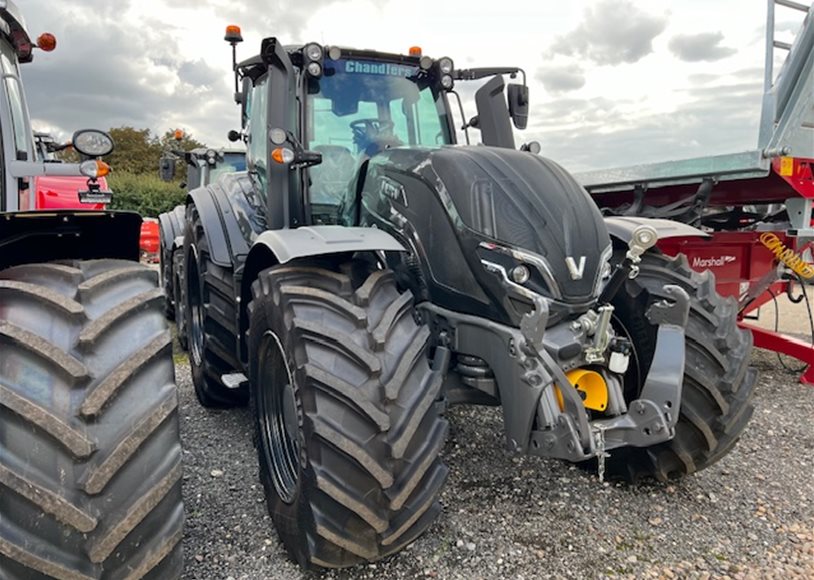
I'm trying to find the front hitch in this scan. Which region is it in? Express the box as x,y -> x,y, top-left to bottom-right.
591,285 -> 690,450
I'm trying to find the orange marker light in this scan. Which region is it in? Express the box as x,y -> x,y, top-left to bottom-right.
174,129 -> 185,141
95,160 -> 111,178
409,46 -> 422,57
271,147 -> 294,164
36,33 -> 57,52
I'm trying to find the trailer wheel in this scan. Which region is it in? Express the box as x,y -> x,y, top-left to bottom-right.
0,260 -> 184,579
160,235 -> 175,321
604,250 -> 757,482
248,262 -> 449,569
173,248 -> 188,351
184,205 -> 246,407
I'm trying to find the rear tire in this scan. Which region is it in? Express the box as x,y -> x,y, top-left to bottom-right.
160,235 -> 175,321
605,251 -> 757,482
183,204 -> 246,408
248,262 -> 449,569
0,260 -> 184,579
173,248 -> 188,352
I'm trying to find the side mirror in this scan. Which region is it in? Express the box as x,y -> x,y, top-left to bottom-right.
228,130 -> 242,143
159,157 -> 176,182
72,129 -> 115,159
474,76 -> 515,149
507,84 -> 529,130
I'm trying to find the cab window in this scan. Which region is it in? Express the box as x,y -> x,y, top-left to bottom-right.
0,42 -> 31,161
246,76 -> 268,193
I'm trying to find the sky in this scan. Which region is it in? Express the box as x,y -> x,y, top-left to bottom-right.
19,0 -> 809,173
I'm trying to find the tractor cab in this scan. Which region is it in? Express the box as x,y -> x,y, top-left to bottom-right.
228,31 -> 529,229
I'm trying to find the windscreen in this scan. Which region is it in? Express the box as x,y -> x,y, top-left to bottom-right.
306,58 -> 451,207
209,152 -> 247,183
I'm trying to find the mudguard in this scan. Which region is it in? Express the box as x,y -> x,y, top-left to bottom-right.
604,216 -> 708,245
0,211 -> 142,270
237,226 -> 406,360
251,226 -> 405,264
158,204 -> 186,252
187,172 -> 259,268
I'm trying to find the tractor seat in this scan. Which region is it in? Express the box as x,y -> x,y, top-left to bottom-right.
309,145 -> 357,205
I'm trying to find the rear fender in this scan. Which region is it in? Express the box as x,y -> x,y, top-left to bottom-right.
0,211 -> 141,270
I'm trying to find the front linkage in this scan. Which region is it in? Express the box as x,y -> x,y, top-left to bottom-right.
421,227 -> 690,469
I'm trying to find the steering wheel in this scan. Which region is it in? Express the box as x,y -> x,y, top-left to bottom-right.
350,118 -> 394,135
350,119 -> 397,156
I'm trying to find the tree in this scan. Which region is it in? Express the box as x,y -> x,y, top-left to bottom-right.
106,127 -> 163,175
159,129 -> 206,154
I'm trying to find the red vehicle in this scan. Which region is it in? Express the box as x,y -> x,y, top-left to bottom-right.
577,0 -> 814,382
30,131 -> 161,257
29,132 -> 108,210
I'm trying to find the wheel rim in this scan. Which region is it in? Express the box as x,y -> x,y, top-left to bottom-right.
175,266 -> 186,337
257,331 -> 300,503
188,248 -> 204,366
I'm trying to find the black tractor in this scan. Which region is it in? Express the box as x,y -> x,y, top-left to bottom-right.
0,4 -> 184,579
177,27 -> 756,569
158,140 -> 246,350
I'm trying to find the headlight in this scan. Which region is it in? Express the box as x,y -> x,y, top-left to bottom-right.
306,62 -> 322,77
438,57 -> 454,75
440,75 -> 454,90
72,129 -> 114,157
270,128 -> 287,145
305,43 -> 323,61
511,265 -> 530,284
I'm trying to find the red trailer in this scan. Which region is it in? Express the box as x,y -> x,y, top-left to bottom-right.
578,0 -> 814,382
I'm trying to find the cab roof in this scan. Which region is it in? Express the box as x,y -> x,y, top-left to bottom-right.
0,0 -> 35,63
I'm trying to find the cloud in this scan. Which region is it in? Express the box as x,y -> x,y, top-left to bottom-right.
170,0 -> 342,38
548,0 -> 668,66
21,0 -> 238,146
669,32 -> 737,62
529,80 -> 763,173
178,60 -> 222,88
535,66 -> 586,94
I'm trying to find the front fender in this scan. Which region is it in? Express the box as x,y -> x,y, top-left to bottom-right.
158,205 -> 186,252
604,216 -> 708,246
237,226 -> 406,364
252,225 -> 405,265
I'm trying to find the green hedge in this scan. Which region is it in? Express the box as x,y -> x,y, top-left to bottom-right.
107,172 -> 187,218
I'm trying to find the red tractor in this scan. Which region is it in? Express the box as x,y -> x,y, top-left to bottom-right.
0,3 -> 184,579
32,131 -> 108,210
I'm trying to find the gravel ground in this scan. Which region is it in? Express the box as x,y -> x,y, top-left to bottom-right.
176,345 -> 814,580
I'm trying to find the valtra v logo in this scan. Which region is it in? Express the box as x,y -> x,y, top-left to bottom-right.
565,256 -> 587,280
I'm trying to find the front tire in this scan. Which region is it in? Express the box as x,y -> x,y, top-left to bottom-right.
0,260 -> 184,579
183,204 -> 246,408
248,262 -> 449,569
606,251 -> 757,482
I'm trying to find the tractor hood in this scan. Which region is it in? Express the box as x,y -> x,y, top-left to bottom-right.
363,146 -> 611,305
